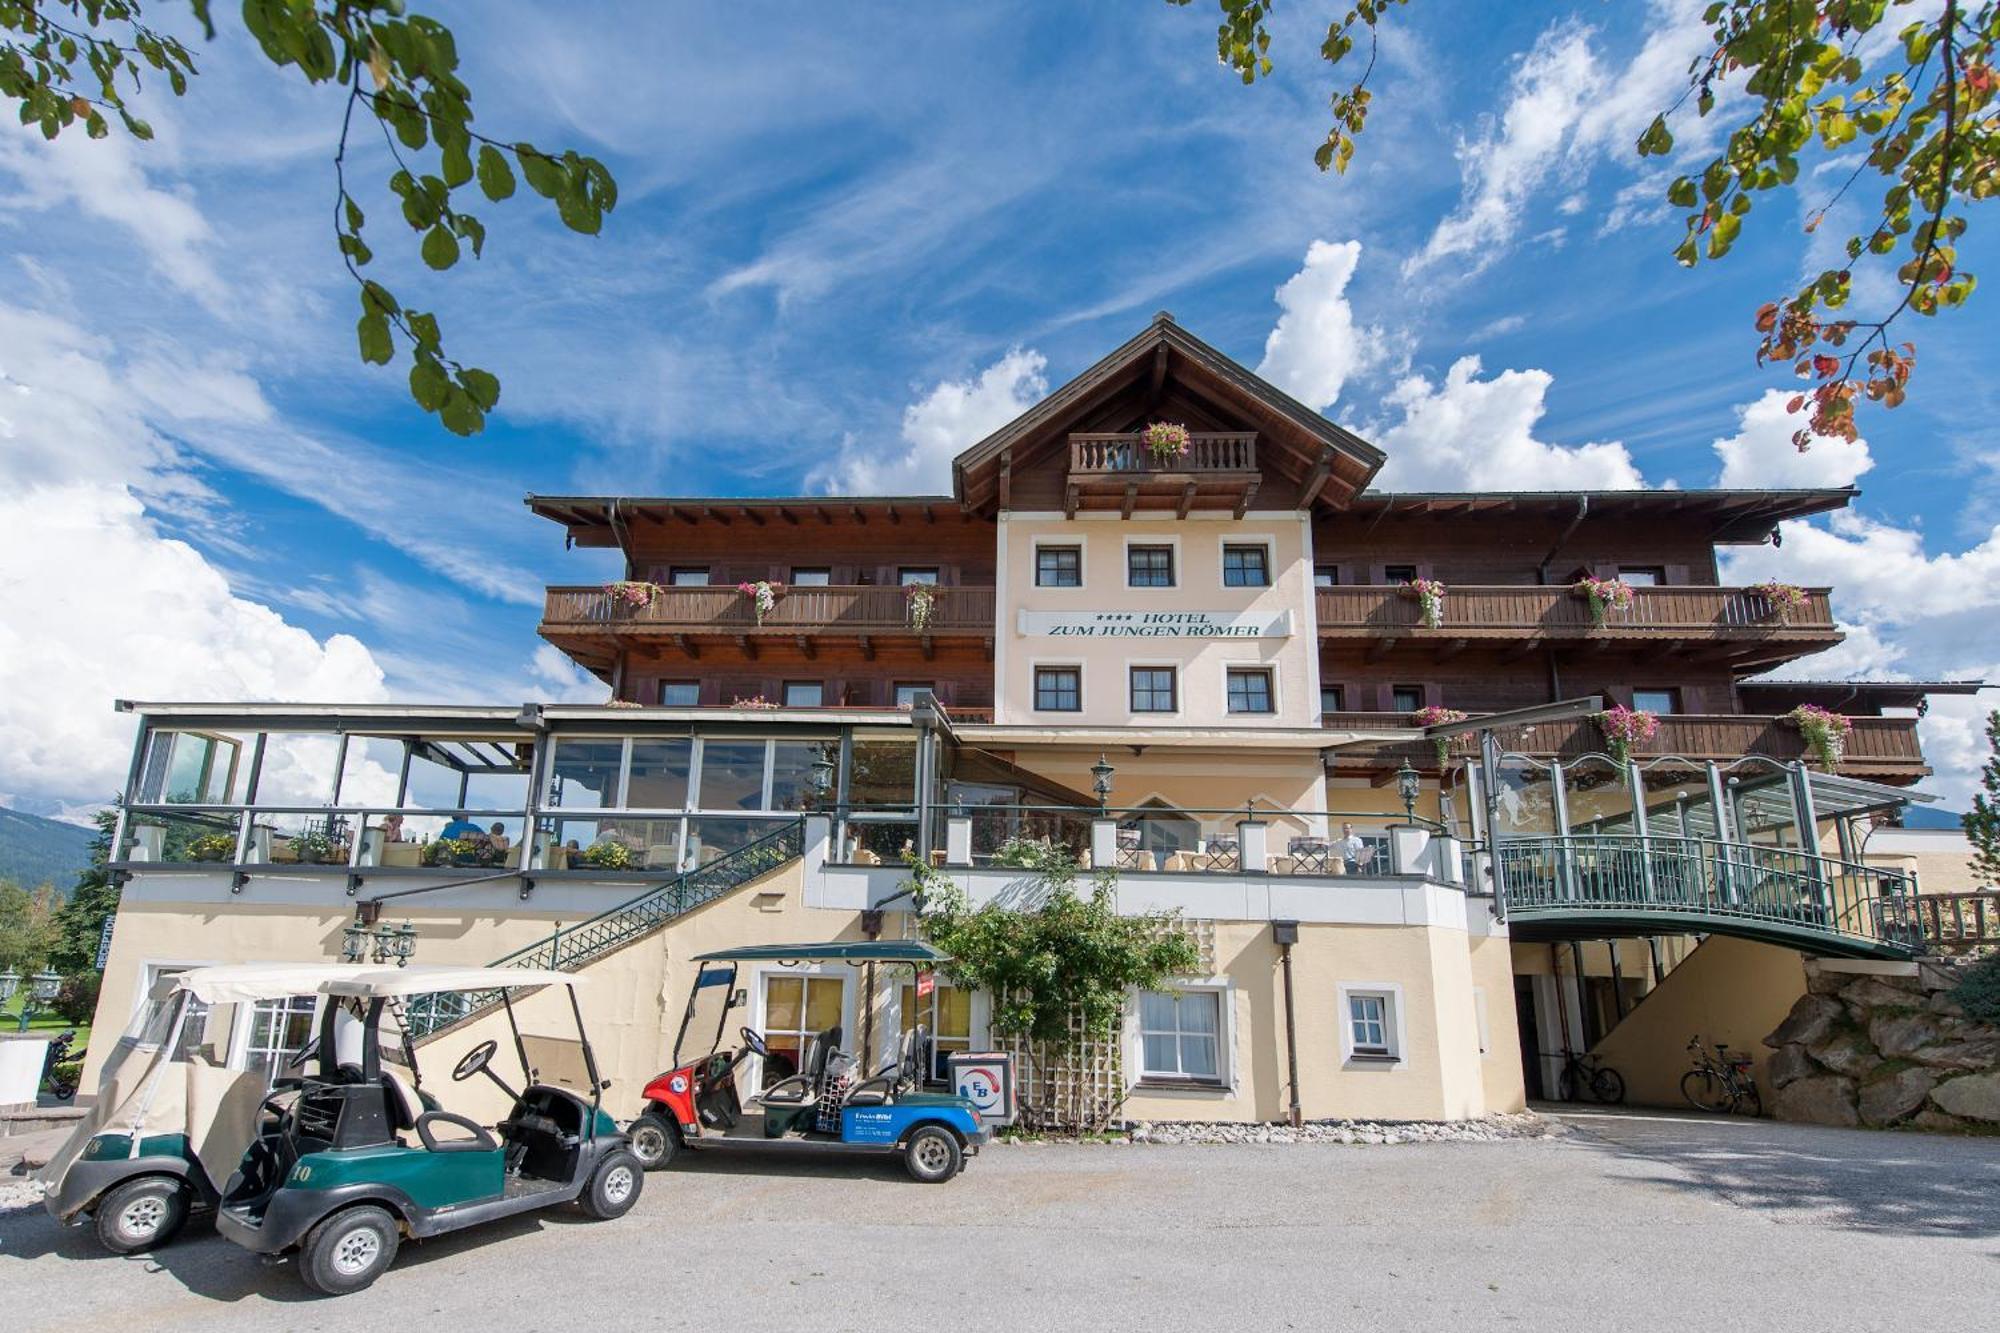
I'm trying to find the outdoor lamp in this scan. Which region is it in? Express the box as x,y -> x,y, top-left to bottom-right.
387,922 -> 418,967
1396,762 -> 1421,823
340,916 -> 370,964
1091,754 -> 1115,810
809,749 -> 837,804
0,967 -> 18,1005
30,969 -> 60,1004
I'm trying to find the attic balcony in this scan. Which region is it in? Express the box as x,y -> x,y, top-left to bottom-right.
539,584 -> 997,665
1316,584 -> 1840,670
1321,711 -> 1927,780
1064,431 -> 1262,518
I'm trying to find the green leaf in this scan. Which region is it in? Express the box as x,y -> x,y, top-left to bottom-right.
407,311 -> 441,350
1667,177 -> 1697,208
517,143 -> 563,198
1636,114 -> 1674,157
439,387 -> 484,436
343,195 -> 365,231
409,357 -> 451,411
476,144 -> 516,201
441,137 -> 472,189
357,311 -> 394,365
460,367 -> 500,411
557,189 -> 601,235
360,280 -> 400,318
420,224 -> 460,270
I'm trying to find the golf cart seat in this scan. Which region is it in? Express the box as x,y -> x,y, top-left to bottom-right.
845,1025 -> 927,1108
761,1025 -> 841,1137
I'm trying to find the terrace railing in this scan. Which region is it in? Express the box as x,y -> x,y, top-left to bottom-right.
1915,890 -> 2000,951
1315,584 -> 1836,638
1497,833 -> 1924,958
541,584 -> 995,633
1067,431 -> 1258,475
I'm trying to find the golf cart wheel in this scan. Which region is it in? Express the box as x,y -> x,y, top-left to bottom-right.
580,1149 -> 644,1220
903,1126 -> 962,1184
299,1205 -> 401,1296
94,1176 -> 190,1254
628,1113 -> 677,1171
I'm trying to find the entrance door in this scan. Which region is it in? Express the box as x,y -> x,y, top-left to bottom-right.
1514,977 -> 1543,1100
758,972 -> 846,1089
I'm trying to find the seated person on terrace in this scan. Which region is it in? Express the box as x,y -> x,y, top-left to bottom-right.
439,813 -> 487,842
486,822 -> 512,852
379,813 -> 407,842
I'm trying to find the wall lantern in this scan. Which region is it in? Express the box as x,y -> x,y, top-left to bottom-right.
1091,755 -> 1115,811
1396,762 -> 1421,824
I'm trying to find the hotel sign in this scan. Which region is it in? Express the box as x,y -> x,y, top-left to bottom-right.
1017,609 -> 1293,638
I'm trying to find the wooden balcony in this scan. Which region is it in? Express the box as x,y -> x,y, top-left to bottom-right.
543,584 -> 995,636
1322,711 -> 1927,779
1064,431 -> 1260,518
1317,584 -> 1839,669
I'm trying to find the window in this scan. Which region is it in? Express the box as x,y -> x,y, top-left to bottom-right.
898,568 -> 940,586
761,974 -> 844,1082
658,682 -> 699,707
781,681 -> 824,708
1314,564 -> 1340,588
1382,564 -> 1418,584
1129,667 -> 1177,713
626,739 -> 692,809
893,682 -> 933,708
1631,688 -> 1679,715
901,982 -> 973,1083
245,995 -> 317,1080
548,738 -> 625,808
1348,993 -> 1392,1056
697,740 -> 767,812
790,567 -> 831,587
667,567 -> 710,586
768,742 -> 829,812
1226,668 -> 1274,714
1390,685 -> 1424,713
1320,684 -> 1344,715
1127,545 -> 1174,588
1618,567 -> 1664,586
1034,666 -> 1081,712
1222,544 -> 1270,587
1036,546 -> 1082,588
1137,989 -> 1221,1083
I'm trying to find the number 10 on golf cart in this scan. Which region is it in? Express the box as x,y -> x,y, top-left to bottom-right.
627,940 -> 998,1184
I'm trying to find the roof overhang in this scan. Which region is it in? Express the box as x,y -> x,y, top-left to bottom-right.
524,495 -> 972,547
1344,488 -> 1857,545
955,724 -> 1406,750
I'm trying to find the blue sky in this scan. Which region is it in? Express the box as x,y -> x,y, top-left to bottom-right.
2,0 -> 1996,817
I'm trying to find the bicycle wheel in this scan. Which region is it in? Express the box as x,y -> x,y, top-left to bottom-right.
1556,1066 -> 1579,1102
1589,1066 -> 1626,1105
1732,1078 -> 1764,1118
1681,1068 -> 1731,1112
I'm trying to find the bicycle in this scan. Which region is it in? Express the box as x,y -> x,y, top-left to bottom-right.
1555,1048 -> 1626,1104
1681,1035 -> 1763,1116
40,1028 -> 79,1101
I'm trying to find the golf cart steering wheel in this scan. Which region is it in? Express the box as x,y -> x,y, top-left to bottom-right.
739,1027 -> 769,1059
453,1039 -> 498,1083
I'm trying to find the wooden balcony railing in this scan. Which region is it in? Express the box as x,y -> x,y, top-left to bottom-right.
1068,431 -> 1258,475
1315,585 -> 1837,638
1322,711 -> 1927,773
541,584 -> 996,634
1915,891 -> 2000,949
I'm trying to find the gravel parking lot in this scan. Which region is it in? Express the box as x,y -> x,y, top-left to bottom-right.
3,1108 -> 1997,1332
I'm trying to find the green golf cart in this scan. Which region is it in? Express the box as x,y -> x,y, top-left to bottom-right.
214,964 -> 642,1296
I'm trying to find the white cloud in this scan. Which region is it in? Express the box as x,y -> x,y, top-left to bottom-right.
812,348 -> 1047,494
1366,356 -> 1646,490
1724,511 -> 2000,807
1713,389 -> 1874,489
1255,240 -> 1393,411
0,483 -> 387,814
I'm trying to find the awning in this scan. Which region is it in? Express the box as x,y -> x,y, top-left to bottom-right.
319,964 -> 581,998
171,963 -> 376,1005
692,941 -> 949,965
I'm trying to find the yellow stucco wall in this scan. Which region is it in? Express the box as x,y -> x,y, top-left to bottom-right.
1014,745 -> 1328,840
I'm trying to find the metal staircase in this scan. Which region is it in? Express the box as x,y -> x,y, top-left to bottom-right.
403,819 -> 806,1038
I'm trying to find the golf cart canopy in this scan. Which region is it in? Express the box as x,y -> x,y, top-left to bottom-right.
165,963 -> 377,1005
690,941 -> 949,965
318,965 -> 581,998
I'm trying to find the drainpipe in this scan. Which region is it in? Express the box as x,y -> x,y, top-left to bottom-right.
1537,495 -> 1590,583
1274,920 -> 1302,1127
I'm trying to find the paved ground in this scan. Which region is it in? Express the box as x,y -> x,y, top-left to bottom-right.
3,1108 -> 1997,1331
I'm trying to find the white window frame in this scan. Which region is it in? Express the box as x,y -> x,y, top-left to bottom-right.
1217,535 -> 1275,590
1029,660 -> 1085,714
1032,542 -> 1085,589
1126,661 -> 1180,718
746,964 -> 853,1099
1128,980 -> 1234,1089
789,567 -> 832,587
1223,663 -> 1279,716
1122,535 -> 1180,590
1337,981 -> 1407,1067
666,566 -> 711,586
890,979 -> 990,1080
657,681 -> 700,707
235,992 -> 321,1078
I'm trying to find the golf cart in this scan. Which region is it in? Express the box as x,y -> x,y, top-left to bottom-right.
628,940 -> 988,1184
40,962 -> 374,1254
214,964 -> 643,1295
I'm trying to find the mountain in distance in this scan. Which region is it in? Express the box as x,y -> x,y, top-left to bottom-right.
1898,805 -> 1967,831
0,805 -> 96,893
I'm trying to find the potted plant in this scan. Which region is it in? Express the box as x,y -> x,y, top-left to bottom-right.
737,579 -> 783,625
1594,706 -> 1660,764
1141,421 -> 1191,466
905,582 -> 938,631
1401,578 -> 1447,629
581,840 -> 635,871
730,695 -> 779,709
603,580 -> 658,612
1573,575 -> 1635,627
1412,705 -> 1469,767
1786,704 -> 1852,771
187,832 -> 238,863
295,827 -> 344,865
421,837 -> 496,868
1754,580 -> 1810,622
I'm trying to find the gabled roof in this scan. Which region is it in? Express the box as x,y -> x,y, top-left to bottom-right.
952,312 -> 1386,515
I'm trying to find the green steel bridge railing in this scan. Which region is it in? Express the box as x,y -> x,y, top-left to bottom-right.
1496,833 -> 1924,958
402,818 -> 806,1038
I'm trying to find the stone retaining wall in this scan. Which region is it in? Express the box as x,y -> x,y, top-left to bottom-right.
1763,957 -> 2000,1131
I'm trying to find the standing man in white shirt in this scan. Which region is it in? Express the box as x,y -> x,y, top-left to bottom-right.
1337,822 -> 1367,875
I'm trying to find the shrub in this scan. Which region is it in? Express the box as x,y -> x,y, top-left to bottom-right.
1953,953 -> 2000,1025
581,840 -> 635,871
52,973 -> 99,1025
